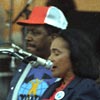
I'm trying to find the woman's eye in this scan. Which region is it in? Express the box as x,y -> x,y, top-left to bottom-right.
54,52 -> 60,56
51,50 -> 61,56
55,54 -> 59,56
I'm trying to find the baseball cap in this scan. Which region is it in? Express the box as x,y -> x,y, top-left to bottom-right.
17,6 -> 68,30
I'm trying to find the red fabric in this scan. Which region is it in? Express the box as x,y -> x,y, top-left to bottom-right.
43,76 -> 75,100
17,6 -> 49,25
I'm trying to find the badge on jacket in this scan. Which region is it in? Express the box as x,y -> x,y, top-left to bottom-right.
55,91 -> 65,100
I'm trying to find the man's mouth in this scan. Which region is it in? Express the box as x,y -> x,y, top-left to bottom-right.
26,43 -> 36,49
27,43 -> 36,48
26,43 -> 37,52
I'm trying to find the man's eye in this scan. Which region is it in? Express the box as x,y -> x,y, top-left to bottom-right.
33,31 -> 38,35
28,30 -> 41,35
34,31 -> 43,35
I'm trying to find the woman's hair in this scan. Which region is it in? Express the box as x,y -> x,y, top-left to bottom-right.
59,28 -> 99,80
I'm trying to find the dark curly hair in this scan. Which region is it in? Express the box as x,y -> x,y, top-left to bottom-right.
59,28 -> 99,80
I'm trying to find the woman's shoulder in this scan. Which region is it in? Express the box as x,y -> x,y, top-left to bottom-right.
68,77 -> 100,100
79,78 -> 98,87
73,77 -> 98,89
73,77 -> 100,95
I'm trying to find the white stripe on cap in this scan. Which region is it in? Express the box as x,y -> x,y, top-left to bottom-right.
44,6 -> 68,30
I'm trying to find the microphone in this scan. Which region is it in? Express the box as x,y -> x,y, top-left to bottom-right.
24,55 -> 53,69
11,43 -> 53,69
0,43 -> 53,69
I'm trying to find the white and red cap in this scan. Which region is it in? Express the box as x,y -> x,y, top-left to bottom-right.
17,6 -> 68,30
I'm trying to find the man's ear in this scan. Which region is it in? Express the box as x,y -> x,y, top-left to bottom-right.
48,34 -> 57,42
51,33 -> 59,39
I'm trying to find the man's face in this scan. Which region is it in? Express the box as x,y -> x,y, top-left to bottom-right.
25,25 -> 52,58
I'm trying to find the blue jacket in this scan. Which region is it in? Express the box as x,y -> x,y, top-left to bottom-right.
7,62 -> 56,100
41,76 -> 100,100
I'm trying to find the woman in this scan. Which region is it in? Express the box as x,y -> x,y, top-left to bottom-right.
41,29 -> 100,100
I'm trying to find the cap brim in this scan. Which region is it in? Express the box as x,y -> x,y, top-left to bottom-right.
17,19 -> 45,25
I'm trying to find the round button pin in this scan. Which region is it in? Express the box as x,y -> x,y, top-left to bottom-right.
55,91 -> 65,100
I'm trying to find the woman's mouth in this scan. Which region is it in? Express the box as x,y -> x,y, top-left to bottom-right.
51,66 -> 57,71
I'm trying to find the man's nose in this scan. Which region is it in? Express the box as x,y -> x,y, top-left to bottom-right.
25,34 -> 33,41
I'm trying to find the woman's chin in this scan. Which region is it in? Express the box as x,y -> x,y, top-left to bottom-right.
52,72 -> 59,77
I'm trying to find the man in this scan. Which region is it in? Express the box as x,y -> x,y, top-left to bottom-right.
7,6 -> 68,100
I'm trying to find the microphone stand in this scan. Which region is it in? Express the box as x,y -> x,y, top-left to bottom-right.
12,0 -> 32,23
12,0 -> 32,50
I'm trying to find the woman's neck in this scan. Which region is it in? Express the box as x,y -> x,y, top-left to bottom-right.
62,72 -> 75,85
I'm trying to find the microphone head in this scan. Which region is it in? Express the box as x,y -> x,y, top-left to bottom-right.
45,60 -> 53,69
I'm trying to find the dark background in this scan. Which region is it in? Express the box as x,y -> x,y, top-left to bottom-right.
47,0 -> 100,60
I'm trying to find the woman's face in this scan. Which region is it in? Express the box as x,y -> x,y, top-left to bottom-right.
49,37 -> 73,78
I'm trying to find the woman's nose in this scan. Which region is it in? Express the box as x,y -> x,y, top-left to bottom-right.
48,54 -> 54,62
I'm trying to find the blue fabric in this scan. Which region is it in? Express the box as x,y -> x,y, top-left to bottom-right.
7,62 -> 56,100
41,76 -> 100,100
